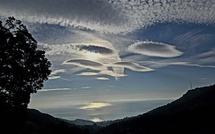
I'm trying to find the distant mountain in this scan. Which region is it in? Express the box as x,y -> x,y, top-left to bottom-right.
21,109 -> 89,134
21,84 -> 215,134
68,119 -> 120,127
97,84 -> 215,134
67,119 -> 96,126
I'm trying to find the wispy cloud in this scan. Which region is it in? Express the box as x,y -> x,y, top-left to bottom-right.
181,63 -> 215,69
48,76 -> 61,80
195,49 -> 215,64
63,59 -> 106,71
128,41 -> 183,58
110,61 -> 153,72
51,69 -> 66,75
1,0 -> 215,34
79,102 -> 111,110
78,72 -> 100,76
96,77 -> 109,80
99,70 -> 127,80
77,70 -> 126,80
173,30 -> 215,53
82,87 -> 91,89
39,88 -> 73,92
141,60 -> 215,69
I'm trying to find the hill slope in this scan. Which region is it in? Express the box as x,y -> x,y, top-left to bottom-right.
98,84 -> 215,134
21,109 -> 89,134
22,84 -> 215,134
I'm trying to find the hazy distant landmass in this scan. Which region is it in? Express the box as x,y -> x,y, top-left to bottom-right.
23,84 -> 215,134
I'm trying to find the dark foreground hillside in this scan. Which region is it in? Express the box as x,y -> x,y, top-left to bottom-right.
21,84 -> 215,134
97,84 -> 215,134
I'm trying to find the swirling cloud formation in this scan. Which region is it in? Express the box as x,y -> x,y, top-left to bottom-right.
0,0 -> 215,33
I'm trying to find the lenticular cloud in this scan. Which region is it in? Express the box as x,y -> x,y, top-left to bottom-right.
79,45 -> 114,55
128,41 -> 183,58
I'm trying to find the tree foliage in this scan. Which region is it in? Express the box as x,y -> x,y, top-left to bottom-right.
0,17 -> 51,112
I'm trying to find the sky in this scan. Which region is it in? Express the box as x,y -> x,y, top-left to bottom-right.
1,0 -> 215,122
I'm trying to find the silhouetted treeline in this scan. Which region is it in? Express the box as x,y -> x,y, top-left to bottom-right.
20,109 -> 89,134
0,17 -> 51,133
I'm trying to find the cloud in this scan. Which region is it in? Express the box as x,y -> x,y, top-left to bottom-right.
48,76 -> 61,80
37,35 -> 126,80
99,70 -> 127,80
60,78 -> 72,82
82,87 -> 91,89
79,45 -> 114,55
141,61 -> 215,69
65,59 -> 103,67
173,30 -> 215,53
77,72 -> 100,76
116,0 -> 215,33
182,63 -> 215,69
195,49 -> 215,64
111,61 -> 154,72
38,43 -> 80,56
79,102 -> 111,110
77,70 -> 126,80
0,0 -> 127,33
96,77 -> 109,80
38,40 -> 119,62
197,49 -> 215,58
128,41 -> 183,58
39,88 -> 72,92
139,61 -> 189,68
1,0 -> 215,33
48,76 -> 73,82
63,59 -> 106,71
51,69 -> 66,75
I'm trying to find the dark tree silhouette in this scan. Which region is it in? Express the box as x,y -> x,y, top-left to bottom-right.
0,17 -> 51,133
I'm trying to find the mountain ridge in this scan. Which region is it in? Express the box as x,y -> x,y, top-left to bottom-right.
24,84 -> 215,134
97,84 -> 215,134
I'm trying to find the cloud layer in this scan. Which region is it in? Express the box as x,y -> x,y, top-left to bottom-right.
1,0 -> 215,33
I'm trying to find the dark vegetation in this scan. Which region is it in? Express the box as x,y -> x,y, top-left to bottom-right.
97,84 -> 215,134
1,17 -> 215,134
22,109 -> 88,134
0,17 -> 51,134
